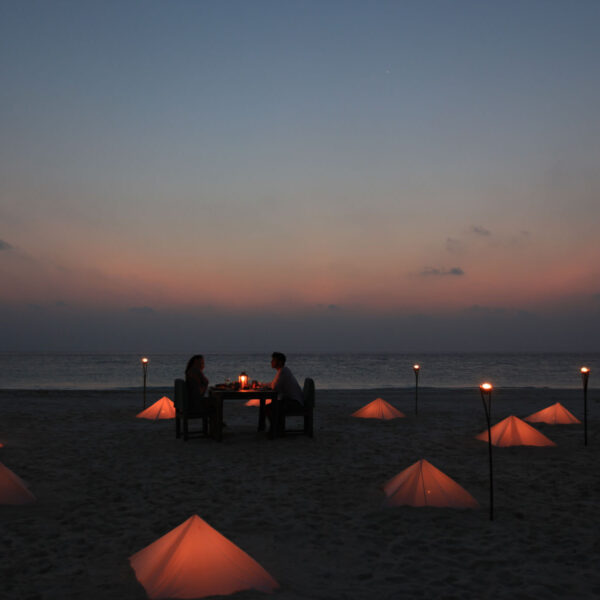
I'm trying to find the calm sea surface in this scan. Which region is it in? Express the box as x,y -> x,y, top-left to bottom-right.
0,353 -> 597,390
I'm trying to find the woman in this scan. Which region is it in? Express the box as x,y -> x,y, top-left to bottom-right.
185,354 -> 210,409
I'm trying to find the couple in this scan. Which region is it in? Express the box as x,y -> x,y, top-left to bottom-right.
185,352 -> 303,427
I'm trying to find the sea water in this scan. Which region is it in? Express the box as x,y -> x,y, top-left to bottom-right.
0,352 -> 597,390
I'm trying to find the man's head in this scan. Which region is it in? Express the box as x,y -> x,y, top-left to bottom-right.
271,352 -> 286,369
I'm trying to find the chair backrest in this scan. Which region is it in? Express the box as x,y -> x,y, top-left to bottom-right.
174,378 -> 187,412
302,378 -> 315,410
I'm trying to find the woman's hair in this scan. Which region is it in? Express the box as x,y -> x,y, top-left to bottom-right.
272,352 -> 286,365
185,354 -> 204,374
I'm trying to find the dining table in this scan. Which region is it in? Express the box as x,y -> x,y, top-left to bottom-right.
208,386 -> 276,440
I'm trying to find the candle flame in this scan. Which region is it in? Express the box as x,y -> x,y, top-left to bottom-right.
480,382 -> 493,391
581,366 -> 590,374
141,357 -> 149,364
413,364 -> 420,371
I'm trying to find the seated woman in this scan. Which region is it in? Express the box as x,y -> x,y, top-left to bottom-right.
185,354 -> 210,411
185,354 -> 224,431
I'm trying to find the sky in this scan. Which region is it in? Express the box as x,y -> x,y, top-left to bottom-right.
1,0 -> 599,352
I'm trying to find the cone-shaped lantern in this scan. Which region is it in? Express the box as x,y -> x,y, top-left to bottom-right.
383,459 -> 479,509
245,398 -> 272,407
524,402 -> 581,425
0,462 -> 36,505
476,415 -> 556,447
351,398 -> 405,420
136,396 -> 176,420
129,515 -> 279,599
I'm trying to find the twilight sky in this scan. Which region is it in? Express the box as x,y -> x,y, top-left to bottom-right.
1,0 -> 599,352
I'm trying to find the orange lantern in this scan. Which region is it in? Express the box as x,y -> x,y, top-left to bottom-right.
238,372 -> 248,389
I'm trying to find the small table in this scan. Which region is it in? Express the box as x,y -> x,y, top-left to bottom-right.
208,387 -> 276,439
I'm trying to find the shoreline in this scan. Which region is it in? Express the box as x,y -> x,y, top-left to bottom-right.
1,387 -> 598,598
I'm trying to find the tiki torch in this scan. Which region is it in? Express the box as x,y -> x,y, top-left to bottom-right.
581,367 -> 590,446
480,382 -> 494,521
141,357 -> 149,409
413,364 -> 420,415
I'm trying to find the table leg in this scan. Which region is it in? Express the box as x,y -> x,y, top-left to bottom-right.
258,397 -> 266,431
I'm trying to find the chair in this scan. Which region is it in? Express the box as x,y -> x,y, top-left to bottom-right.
173,379 -> 222,441
273,377 -> 315,438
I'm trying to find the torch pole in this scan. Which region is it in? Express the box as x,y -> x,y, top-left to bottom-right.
413,365 -> 420,416
142,359 -> 148,409
582,369 -> 589,446
480,385 -> 494,521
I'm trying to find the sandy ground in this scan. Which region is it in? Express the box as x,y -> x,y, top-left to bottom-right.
1,387 -> 599,600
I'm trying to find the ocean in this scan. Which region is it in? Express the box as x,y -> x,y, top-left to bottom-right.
0,352 -> 597,390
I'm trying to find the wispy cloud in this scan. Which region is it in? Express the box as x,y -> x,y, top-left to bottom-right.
445,237 -> 465,253
419,267 -> 465,277
0,239 -> 13,251
470,225 -> 491,236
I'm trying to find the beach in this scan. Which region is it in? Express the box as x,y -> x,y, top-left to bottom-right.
1,387 -> 598,599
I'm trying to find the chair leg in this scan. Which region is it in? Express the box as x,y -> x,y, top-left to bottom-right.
176,415 -> 181,439
183,417 -> 189,441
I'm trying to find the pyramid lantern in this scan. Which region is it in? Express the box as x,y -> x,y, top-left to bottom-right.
136,396 -> 176,420
245,398 -> 272,407
351,398 -> 405,420
383,459 -> 479,509
0,461 -> 36,505
524,402 -> 581,425
476,415 -> 556,447
129,515 -> 279,599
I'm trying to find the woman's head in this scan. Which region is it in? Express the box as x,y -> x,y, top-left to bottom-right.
185,354 -> 204,373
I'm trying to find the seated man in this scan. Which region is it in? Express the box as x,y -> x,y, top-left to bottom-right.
265,352 -> 303,434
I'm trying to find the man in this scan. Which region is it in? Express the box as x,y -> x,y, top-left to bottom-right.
265,352 -> 304,435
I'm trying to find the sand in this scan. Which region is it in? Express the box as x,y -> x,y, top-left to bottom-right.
1,387 -> 599,599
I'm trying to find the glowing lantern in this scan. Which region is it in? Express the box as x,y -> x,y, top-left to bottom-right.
0,462 -> 36,505
383,459 -> 479,509
137,396 -> 176,420
351,398 -> 405,420
238,372 -> 249,389
524,402 -> 581,425
476,415 -> 556,447
129,515 -> 279,599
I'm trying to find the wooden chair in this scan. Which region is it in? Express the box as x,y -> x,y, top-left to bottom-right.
274,377 -> 315,438
173,379 -> 221,441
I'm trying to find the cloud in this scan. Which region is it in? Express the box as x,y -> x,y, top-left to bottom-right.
128,306 -> 155,315
470,225 -> 491,236
0,239 -> 13,251
419,267 -> 465,277
445,238 -> 465,253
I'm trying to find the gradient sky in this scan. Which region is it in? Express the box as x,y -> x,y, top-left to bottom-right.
1,0 -> 599,352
